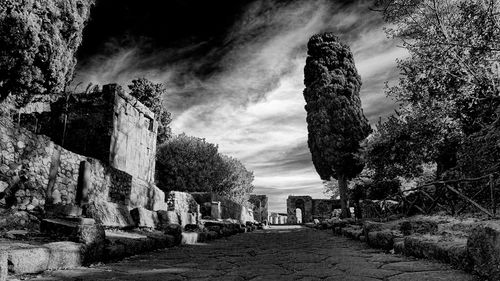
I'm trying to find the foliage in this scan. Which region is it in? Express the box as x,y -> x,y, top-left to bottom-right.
128,78 -> 172,144
369,0 -> 500,182
217,155 -> 255,205
455,106 -> 500,177
367,105 -> 462,179
303,33 -> 372,217
156,134 -> 254,204
0,0 -> 95,108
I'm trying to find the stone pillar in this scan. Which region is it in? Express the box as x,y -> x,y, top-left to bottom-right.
76,161 -> 91,207
211,201 -> 221,219
0,251 -> 7,281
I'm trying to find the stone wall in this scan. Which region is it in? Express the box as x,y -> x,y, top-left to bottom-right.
0,117 -> 163,229
0,117 -> 82,212
165,191 -> 200,227
24,84 -> 158,183
110,86 -> 157,183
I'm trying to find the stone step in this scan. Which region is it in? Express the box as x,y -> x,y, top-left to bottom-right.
2,241 -> 83,274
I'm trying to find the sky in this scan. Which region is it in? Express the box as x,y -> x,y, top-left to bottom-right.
74,0 -> 405,212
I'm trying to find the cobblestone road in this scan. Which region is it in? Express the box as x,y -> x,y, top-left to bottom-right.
31,226 -> 478,281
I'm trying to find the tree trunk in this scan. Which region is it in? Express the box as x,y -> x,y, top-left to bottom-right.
338,175 -> 351,218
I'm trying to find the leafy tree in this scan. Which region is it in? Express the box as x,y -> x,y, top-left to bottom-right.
367,105 -> 462,179
217,155 -> 255,205
303,33 -> 372,218
128,78 -> 172,144
156,134 -> 254,203
0,0 -> 95,108
370,0 -> 500,181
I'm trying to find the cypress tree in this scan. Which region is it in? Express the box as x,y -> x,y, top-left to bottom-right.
303,33 -> 371,218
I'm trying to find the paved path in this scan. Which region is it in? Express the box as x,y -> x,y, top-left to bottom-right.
27,226 -> 477,281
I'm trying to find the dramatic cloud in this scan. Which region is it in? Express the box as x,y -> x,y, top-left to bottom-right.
75,0 -> 405,212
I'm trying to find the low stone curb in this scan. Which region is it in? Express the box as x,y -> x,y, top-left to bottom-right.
317,217 -> 500,280
4,221 -> 253,279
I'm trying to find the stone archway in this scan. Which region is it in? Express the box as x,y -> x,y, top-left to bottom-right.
295,199 -> 305,224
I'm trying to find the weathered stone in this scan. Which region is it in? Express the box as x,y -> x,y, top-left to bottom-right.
181,232 -> 199,245
363,221 -> 385,240
342,226 -> 363,240
0,251 -> 6,281
130,207 -> 159,228
367,230 -> 402,250
86,201 -> 135,228
157,210 -> 179,227
402,235 -> 469,269
400,219 -> 438,236
166,191 -> 200,226
45,242 -> 84,270
0,181 -> 7,193
40,218 -> 105,246
211,201 -> 221,219
8,245 -> 50,274
51,189 -> 62,204
467,220 -> 500,280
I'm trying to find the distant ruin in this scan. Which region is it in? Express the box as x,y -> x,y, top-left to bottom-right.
286,196 -> 340,224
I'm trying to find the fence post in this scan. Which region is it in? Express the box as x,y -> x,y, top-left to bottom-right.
491,174 -> 496,217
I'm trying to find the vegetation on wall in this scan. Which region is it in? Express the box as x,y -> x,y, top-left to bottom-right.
156,133 -> 254,205
128,78 -> 173,144
303,33 -> 372,218
0,0 -> 95,108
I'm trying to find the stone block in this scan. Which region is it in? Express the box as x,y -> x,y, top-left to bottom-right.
404,235 -> 469,269
181,232 -> 199,245
8,245 -> 50,274
157,210 -> 179,227
367,230 -> 403,250
467,221 -> 500,279
40,218 -> 105,246
211,201 -> 221,219
363,221 -> 385,241
86,201 -> 135,228
130,207 -> 159,228
0,252 -> 6,281
342,226 -> 363,240
400,219 -> 438,236
45,242 -> 83,270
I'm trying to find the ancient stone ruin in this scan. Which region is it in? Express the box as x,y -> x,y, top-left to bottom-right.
286,195 -> 340,224
0,84 -> 264,277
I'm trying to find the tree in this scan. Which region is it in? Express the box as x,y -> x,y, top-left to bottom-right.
0,0 -> 95,108
370,0 -> 500,180
367,105 -> 462,179
217,155 -> 255,205
303,33 -> 372,218
156,134 -> 254,203
128,78 -> 172,144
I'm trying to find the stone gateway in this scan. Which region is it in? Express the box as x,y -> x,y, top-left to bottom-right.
286,196 -> 340,224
